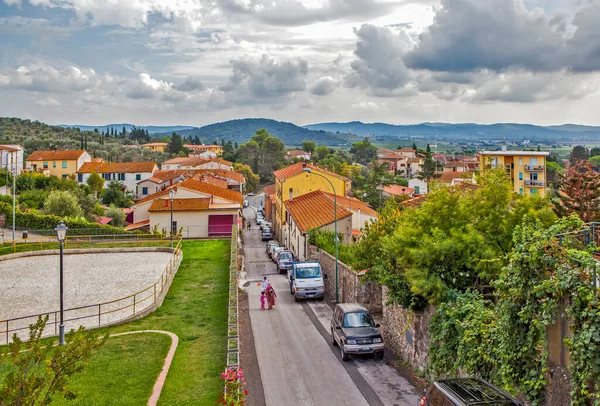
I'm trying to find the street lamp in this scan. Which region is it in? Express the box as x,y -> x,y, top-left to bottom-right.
169,189 -> 175,248
302,167 -> 339,302
55,221 -> 68,346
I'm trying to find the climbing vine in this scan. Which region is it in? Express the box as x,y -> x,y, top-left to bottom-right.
429,215 -> 600,405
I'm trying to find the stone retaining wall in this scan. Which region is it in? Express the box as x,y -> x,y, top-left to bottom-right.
308,245 -> 382,314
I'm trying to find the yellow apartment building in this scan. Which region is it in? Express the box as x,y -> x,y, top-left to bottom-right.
480,150 -> 549,197
272,162 -> 351,240
25,150 -> 91,179
183,144 -> 224,156
141,142 -> 169,153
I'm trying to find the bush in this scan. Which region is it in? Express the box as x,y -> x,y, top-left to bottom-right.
43,190 -> 83,218
106,204 -> 125,227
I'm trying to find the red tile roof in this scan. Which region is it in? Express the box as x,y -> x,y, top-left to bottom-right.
78,161 -> 157,173
263,184 -> 276,202
198,174 -> 228,189
321,191 -> 378,217
162,157 -> 233,167
274,162 -> 349,181
142,142 -> 169,147
134,186 -> 174,205
383,185 -> 415,196
398,148 -> 416,153
152,169 -> 245,183
407,158 -> 421,163
148,198 -> 211,212
438,172 -> 472,184
26,149 -> 87,161
124,219 -> 150,230
284,190 -> 352,233
179,178 -> 243,204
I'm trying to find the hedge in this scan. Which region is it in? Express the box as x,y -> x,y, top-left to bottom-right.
0,202 -> 136,235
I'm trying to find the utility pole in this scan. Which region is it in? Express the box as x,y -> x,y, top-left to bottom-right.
11,152 -> 15,243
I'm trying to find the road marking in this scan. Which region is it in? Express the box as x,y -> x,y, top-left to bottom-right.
300,301 -> 384,406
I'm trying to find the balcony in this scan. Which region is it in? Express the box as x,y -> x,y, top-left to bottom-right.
525,179 -> 545,187
525,165 -> 545,172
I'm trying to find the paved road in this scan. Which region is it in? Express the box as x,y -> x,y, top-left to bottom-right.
242,194 -> 421,406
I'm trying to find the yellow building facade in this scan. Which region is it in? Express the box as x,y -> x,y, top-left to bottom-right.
272,162 -> 351,239
142,142 -> 169,152
480,150 -> 549,197
25,150 -> 91,179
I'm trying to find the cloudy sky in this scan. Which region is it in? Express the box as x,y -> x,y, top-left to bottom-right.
1,0 -> 599,126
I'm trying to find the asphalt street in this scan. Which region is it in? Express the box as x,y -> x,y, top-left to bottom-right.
242,194 -> 421,406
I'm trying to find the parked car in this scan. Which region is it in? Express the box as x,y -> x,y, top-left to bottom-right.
289,262 -> 326,301
276,250 -> 294,273
330,303 -> 383,361
266,241 -> 279,256
256,214 -> 263,226
272,247 -> 286,262
420,378 -> 522,406
247,192 -> 254,196
260,221 -> 272,231
261,227 -> 274,241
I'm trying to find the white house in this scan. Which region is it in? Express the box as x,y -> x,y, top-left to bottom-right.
129,177 -> 242,238
77,161 -> 158,194
161,157 -> 233,171
0,145 -> 24,176
408,178 -> 429,195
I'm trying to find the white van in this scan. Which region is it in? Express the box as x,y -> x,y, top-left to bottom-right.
288,262 -> 326,301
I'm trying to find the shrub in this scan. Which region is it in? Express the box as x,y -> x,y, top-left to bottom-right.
43,190 -> 83,218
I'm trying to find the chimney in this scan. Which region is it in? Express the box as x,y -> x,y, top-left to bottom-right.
289,188 -> 293,201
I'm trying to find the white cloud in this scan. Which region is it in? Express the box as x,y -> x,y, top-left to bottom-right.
309,76 -> 337,95
35,97 -> 61,106
0,62 -> 103,92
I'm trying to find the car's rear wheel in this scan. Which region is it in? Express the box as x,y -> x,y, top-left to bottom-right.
294,295 -> 299,302
340,345 -> 350,361
331,329 -> 337,347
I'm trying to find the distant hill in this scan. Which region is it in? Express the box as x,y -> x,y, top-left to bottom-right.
304,121 -> 600,143
59,124 -> 195,134
154,118 -> 360,146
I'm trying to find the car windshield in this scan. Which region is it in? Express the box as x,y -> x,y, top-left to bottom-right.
343,312 -> 375,328
295,266 -> 322,279
279,252 -> 292,261
263,228 -> 271,233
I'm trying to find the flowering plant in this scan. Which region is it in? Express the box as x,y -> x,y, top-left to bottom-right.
218,367 -> 248,405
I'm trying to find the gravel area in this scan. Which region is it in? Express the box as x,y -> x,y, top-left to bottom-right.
0,251 -> 172,342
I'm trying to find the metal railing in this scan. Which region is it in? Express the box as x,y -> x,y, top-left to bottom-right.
557,222 -> 600,287
524,165 -> 545,172
0,238 -> 183,345
524,179 -> 545,187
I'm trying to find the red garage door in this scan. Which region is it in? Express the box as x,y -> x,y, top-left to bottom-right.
208,214 -> 234,237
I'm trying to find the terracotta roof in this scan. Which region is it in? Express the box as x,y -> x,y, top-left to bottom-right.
198,174 -> 228,189
95,216 -> 113,225
287,149 -> 305,155
401,195 -> 428,208
407,158 -> 422,163
142,142 -> 169,147
26,149 -> 87,161
398,148 -> 416,153
91,158 -> 106,163
134,186 -> 175,205
152,169 -> 245,183
78,161 -> 157,173
380,153 -> 404,160
148,198 -> 211,212
263,184 -> 276,201
284,190 -> 352,233
438,172 -> 472,184
124,219 -> 150,230
274,162 -> 349,181
352,229 -> 362,237
321,191 -> 378,217
179,178 -> 243,204
140,176 -> 165,184
0,146 -> 19,152
377,148 -> 395,154
163,157 -> 232,167
383,185 -> 415,196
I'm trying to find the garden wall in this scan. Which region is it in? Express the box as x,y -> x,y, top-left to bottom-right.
308,245 -> 382,314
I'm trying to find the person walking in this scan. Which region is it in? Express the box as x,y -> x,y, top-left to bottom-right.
260,291 -> 266,310
265,283 -> 277,310
260,276 -> 270,292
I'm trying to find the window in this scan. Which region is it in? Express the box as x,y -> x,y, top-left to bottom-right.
490,158 -> 498,168
136,186 -> 139,195
532,173 -> 538,181
53,161 -> 56,168
530,157 -> 538,166
103,173 -> 111,181
61,174 -> 67,180
43,161 -> 48,169
415,186 -> 420,194
530,189 -> 538,195
343,312 -> 375,328
118,173 -> 125,181
171,221 -> 177,234
135,174 -> 141,181
77,174 -> 83,182
519,188 -> 523,195
519,172 -> 523,180
62,161 -> 67,168
519,157 -> 523,165
142,187 -> 148,195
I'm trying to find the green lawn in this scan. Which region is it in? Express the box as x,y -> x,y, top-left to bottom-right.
0,239 -> 231,405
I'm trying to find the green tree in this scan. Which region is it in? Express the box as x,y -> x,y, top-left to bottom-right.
569,145 -> 589,163
0,169 -> 14,188
546,161 -> 563,185
418,144 -> 437,181
350,138 -> 377,165
234,163 -> 260,193
43,190 -> 83,217
223,140 -> 235,162
169,132 -> 184,154
0,316 -> 106,405
86,172 -> 104,196
315,145 -> 330,161
302,140 -> 316,154
236,129 -> 285,182
590,146 -> 600,157
412,143 -> 417,150
236,140 -> 260,174
100,180 -> 132,208
106,204 -> 126,227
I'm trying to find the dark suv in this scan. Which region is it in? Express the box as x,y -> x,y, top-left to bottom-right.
421,378 -> 522,406
330,303 -> 384,361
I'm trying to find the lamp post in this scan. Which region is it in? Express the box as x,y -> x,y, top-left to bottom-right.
55,221 -> 68,346
169,189 -> 175,248
302,167 -> 339,302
